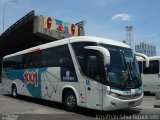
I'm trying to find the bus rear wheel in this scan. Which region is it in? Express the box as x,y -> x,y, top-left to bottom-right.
12,85 -> 17,97
64,91 -> 77,112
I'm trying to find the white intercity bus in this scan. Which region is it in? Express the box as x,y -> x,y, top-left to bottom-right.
137,56 -> 160,93
2,36 -> 147,111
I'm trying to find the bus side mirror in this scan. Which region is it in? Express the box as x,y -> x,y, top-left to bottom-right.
134,52 -> 149,68
84,46 -> 110,66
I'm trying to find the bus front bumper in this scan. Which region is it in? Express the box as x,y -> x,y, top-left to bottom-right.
103,93 -> 143,111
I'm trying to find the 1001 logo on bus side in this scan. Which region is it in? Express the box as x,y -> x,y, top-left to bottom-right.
23,70 -> 38,87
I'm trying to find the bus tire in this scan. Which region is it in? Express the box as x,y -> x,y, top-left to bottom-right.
64,90 -> 77,112
12,85 -> 17,98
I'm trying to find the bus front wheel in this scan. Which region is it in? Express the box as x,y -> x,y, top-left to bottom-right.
64,91 -> 77,112
12,85 -> 17,97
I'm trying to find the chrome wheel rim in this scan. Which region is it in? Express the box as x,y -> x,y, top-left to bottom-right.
66,95 -> 75,107
13,88 -> 16,97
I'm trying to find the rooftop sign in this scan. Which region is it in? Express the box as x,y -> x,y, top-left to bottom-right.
43,17 -> 79,36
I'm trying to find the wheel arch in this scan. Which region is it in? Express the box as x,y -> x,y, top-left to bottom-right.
11,82 -> 18,94
61,85 -> 79,105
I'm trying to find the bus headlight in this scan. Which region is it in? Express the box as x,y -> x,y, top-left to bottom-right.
109,92 -> 119,98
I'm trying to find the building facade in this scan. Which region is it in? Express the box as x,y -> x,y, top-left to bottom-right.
135,42 -> 156,56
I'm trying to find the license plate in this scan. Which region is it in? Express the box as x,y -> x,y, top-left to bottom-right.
128,101 -> 135,107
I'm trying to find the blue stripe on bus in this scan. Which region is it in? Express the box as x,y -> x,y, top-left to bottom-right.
5,68 -> 47,98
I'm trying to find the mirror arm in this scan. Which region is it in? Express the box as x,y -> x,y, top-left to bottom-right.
84,46 -> 110,66
134,52 -> 149,68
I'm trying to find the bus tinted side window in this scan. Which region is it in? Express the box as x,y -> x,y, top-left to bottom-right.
72,42 -> 103,82
53,45 -> 74,70
40,48 -> 53,67
86,51 -> 102,82
143,60 -> 159,74
72,42 -> 97,75
3,56 -> 18,69
22,51 -> 40,68
3,45 -> 75,70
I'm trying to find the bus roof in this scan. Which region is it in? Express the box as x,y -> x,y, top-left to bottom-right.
4,36 -> 130,58
69,36 -> 130,48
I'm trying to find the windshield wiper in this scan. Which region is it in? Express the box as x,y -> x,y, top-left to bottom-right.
127,61 -> 141,86
120,51 -> 140,89
120,50 -> 130,89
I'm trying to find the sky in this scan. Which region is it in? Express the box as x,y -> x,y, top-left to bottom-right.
0,0 -> 160,55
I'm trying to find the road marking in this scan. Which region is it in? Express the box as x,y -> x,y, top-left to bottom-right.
143,98 -> 154,100
136,106 -> 160,109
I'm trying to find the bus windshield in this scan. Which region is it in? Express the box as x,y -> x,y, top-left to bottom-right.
100,44 -> 141,89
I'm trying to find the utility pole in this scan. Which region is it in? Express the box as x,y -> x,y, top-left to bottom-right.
2,0 -> 17,32
126,26 -> 133,48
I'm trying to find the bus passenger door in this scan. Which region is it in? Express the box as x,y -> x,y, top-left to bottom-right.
85,52 -> 103,110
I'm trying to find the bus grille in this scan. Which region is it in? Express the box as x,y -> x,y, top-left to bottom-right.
118,93 -> 142,100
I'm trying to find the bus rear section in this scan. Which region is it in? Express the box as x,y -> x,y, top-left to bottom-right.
137,56 -> 160,93
2,36 -> 145,111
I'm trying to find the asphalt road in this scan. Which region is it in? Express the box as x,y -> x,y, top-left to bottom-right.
0,85 -> 160,120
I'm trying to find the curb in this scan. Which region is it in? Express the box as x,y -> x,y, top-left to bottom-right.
154,90 -> 160,108
154,100 -> 160,108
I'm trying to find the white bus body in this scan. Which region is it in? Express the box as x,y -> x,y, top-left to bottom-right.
2,36 -> 143,111
137,56 -> 160,93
